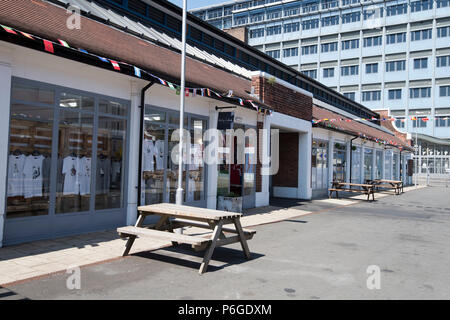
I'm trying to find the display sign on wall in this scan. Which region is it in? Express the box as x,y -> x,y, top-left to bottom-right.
217,112 -> 235,130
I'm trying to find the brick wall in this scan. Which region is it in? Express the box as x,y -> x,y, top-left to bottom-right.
272,133 -> 299,188
375,110 -> 412,147
251,75 -> 312,121
223,27 -> 248,43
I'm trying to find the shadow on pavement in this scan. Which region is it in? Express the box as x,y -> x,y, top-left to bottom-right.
133,245 -> 264,273
0,286 -> 29,300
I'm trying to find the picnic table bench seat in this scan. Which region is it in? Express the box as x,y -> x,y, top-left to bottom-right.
329,182 -> 375,201
117,226 -> 210,246
366,179 -> 403,195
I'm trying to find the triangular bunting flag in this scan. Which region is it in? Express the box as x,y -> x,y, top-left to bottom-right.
1,25 -> 17,34
43,40 -> 54,53
110,60 -> 120,71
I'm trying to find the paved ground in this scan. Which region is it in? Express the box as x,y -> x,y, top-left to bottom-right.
2,186 -> 449,300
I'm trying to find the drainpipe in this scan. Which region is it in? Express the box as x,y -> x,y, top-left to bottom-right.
399,148 -> 403,182
349,136 -> 358,183
137,81 -> 155,206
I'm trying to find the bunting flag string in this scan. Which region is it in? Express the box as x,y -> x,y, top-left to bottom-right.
312,116 -> 439,124
0,24 -> 272,115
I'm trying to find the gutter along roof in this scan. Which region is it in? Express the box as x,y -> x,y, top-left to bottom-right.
313,106 -> 413,151
0,0 -> 272,113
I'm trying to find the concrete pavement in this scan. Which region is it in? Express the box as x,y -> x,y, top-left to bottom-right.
2,185 -> 448,299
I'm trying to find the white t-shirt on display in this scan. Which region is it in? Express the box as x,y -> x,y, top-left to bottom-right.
23,155 -> 45,199
143,139 -> 155,172
155,139 -> 165,170
62,156 -> 81,195
79,157 -> 91,196
7,154 -> 26,197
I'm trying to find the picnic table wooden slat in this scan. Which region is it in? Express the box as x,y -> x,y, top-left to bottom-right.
138,203 -> 242,220
118,226 -> 210,246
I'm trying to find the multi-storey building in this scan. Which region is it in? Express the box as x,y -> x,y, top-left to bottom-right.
192,0 -> 450,174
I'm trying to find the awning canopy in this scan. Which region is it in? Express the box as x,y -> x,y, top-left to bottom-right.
313,105 -> 412,151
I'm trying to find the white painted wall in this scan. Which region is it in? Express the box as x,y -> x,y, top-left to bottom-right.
255,113 -> 270,207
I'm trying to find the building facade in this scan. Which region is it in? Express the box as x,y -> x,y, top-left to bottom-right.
192,0 -> 450,154
0,0 -> 411,247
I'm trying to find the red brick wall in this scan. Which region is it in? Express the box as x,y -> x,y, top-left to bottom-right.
223,27 -> 248,43
272,133 -> 299,188
375,110 -> 412,147
251,75 -> 312,121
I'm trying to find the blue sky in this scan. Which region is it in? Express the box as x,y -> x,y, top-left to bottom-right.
168,0 -> 229,10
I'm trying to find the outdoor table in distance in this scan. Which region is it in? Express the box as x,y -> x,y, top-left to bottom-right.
117,203 -> 256,274
366,179 -> 403,195
329,181 -> 375,201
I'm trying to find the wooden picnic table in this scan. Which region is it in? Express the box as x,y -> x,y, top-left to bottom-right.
366,179 -> 403,195
117,203 -> 255,274
329,181 -> 375,201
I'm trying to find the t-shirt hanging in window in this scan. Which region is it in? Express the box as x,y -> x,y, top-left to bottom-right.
143,139 -> 155,172
79,157 -> 91,196
96,156 -> 111,194
7,154 -> 26,197
23,154 -> 45,199
155,139 -> 165,170
62,156 -> 81,195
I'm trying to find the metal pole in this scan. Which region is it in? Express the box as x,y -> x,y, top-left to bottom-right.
415,130 -> 418,188
176,0 -> 187,207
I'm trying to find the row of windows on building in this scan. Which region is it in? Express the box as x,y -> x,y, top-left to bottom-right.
250,24 -> 450,43
394,116 -> 450,128
202,0 -> 450,18
318,86 -> 450,103
235,0 -> 449,28
269,50 -> 449,73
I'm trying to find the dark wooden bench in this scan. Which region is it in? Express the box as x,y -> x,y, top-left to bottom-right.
366,179 -> 403,195
329,181 -> 375,201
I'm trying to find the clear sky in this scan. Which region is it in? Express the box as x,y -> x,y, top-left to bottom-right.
168,0 -> 230,10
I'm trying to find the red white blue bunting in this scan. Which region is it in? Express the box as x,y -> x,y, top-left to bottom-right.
0,24 -> 271,115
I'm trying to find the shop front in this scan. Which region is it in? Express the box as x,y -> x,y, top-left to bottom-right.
140,105 -> 208,208
4,77 -> 130,244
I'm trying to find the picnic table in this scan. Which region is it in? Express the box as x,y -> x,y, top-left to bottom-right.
117,203 -> 255,274
329,181 -> 375,201
366,179 -> 403,195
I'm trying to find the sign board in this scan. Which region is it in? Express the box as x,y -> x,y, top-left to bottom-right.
217,112 -> 235,130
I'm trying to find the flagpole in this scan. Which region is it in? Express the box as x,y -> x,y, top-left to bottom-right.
176,0 -> 187,209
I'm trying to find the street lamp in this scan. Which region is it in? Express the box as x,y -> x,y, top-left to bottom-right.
176,0 -> 187,207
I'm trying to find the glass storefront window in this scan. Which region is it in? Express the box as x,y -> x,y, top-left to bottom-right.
375,150 -> 383,179
142,121 -> 165,205
243,129 -> 257,197
56,109 -> 94,214
187,119 -> 206,202
312,140 -> 328,189
364,148 -> 373,182
99,99 -> 127,116
95,116 -> 127,210
333,142 -> 346,182
393,153 -> 399,180
6,103 -> 54,218
11,83 -> 54,105
7,80 -> 129,221
351,146 -> 361,183
59,93 -> 94,112
385,150 -> 393,180
141,107 -> 207,205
